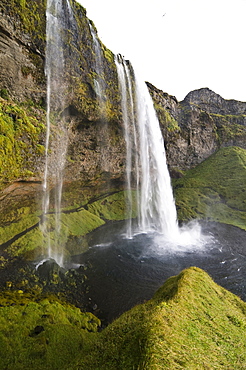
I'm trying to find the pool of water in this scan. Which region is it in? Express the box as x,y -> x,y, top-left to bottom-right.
70,221 -> 246,323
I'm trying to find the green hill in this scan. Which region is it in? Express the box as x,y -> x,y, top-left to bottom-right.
1,267 -> 246,369
173,146 -> 246,229
73,267 -> 246,369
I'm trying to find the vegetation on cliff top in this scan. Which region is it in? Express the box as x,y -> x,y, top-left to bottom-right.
173,146 -> 246,229
2,267 -> 243,369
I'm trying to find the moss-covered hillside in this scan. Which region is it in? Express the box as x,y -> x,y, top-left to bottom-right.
0,291 -> 100,370
1,267 -> 245,369
173,146 -> 246,229
72,267 -> 246,369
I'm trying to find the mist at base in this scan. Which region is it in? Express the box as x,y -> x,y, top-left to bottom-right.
70,220 -> 246,323
152,220 -> 215,254
119,219 -> 214,258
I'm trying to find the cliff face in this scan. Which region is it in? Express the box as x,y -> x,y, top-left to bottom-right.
148,86 -> 246,172
0,0 -> 46,103
0,0 -> 124,191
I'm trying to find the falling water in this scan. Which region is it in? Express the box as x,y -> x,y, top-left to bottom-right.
116,55 -> 181,240
134,69 -> 179,237
89,23 -> 113,181
115,55 -> 138,238
41,0 -> 73,266
89,23 -> 105,114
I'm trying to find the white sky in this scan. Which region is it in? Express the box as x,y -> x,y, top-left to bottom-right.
77,0 -> 246,102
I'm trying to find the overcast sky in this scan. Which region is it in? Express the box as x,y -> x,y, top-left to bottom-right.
77,0 -> 246,102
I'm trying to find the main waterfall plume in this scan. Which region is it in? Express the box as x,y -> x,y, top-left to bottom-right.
115,55 -> 179,240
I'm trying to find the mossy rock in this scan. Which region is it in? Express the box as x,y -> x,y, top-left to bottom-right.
87,190 -> 137,221
0,291 -> 100,369
1,190 -> 136,261
173,146 -> 246,229
73,267 -> 246,369
0,98 -> 45,186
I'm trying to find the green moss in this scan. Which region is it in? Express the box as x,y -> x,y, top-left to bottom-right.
74,80 -> 98,118
71,267 -> 246,369
0,291 -> 100,369
7,227 -> 44,258
173,146 -> 246,228
1,192 -> 132,260
0,188 -> 139,262
102,43 -> 114,63
154,102 -> 180,132
0,267 -> 245,369
6,0 -> 46,43
3,208 -> 105,259
0,89 -> 9,100
0,99 -> 45,185
0,213 -> 40,245
61,209 -> 105,235
87,191 -> 137,221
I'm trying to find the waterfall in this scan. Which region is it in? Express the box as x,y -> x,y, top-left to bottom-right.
89,23 -> 112,180
89,23 -> 105,108
115,56 -> 138,238
115,55 -> 179,240
41,0 -> 73,266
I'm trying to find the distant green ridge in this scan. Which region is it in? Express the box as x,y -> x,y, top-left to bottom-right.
173,146 -> 246,229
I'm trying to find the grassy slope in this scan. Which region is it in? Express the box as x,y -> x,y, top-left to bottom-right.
1,267 -> 245,369
173,146 -> 246,229
72,266 -> 246,369
0,292 -> 100,370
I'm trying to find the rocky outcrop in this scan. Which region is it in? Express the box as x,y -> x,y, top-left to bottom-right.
183,88 -> 246,115
148,86 -> 246,172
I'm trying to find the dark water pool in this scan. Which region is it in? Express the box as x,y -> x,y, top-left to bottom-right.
70,221 -> 246,323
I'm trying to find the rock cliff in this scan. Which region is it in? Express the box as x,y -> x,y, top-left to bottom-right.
0,0 -> 124,192
148,85 -> 246,172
